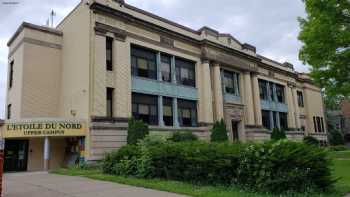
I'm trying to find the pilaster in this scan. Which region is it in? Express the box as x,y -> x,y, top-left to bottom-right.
212,63 -> 224,121
252,74 -> 262,125
243,71 -> 255,125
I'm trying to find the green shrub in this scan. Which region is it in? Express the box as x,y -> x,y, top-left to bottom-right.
210,119 -> 228,142
102,140 -> 335,193
102,144 -> 140,175
328,125 -> 345,146
127,118 -> 149,145
237,140 -> 334,193
168,130 -> 198,142
329,145 -> 347,151
271,128 -> 287,140
303,136 -> 319,146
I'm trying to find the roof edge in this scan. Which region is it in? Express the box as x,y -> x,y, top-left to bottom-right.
7,22 -> 63,47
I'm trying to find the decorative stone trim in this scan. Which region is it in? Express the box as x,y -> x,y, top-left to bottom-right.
91,116 -> 129,123
94,22 -> 127,41
160,36 -> 174,47
242,43 -> 256,53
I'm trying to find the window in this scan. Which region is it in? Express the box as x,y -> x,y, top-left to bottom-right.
175,58 -> 196,87
313,116 -> 325,133
178,99 -> 197,127
223,70 -> 239,95
131,46 -> 157,79
279,112 -> 288,130
163,97 -> 173,126
273,111 -> 278,129
106,88 -> 113,117
275,84 -> 285,103
106,37 -> 113,71
269,83 -> 275,100
161,55 -> 171,82
9,60 -> 14,88
262,110 -> 271,130
132,93 -> 158,125
259,80 -> 268,100
297,91 -> 304,107
7,104 -> 11,119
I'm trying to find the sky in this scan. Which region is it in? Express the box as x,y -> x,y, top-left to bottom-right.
0,0 -> 309,119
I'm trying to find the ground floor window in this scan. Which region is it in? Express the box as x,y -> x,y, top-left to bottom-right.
163,97 -> 173,126
132,93 -> 158,125
261,110 -> 288,130
178,99 -> 197,127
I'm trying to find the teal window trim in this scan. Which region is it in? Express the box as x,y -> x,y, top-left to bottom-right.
222,69 -> 241,103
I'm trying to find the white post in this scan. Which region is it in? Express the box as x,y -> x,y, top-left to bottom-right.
44,137 -> 50,171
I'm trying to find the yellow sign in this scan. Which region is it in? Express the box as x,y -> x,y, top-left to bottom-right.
3,121 -> 86,138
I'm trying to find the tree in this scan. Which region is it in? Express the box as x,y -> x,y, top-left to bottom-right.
298,0 -> 350,106
210,119 -> 228,142
127,118 -> 149,145
327,123 -> 345,145
271,128 -> 287,141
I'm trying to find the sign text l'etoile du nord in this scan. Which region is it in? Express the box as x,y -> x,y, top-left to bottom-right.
5,122 -> 85,137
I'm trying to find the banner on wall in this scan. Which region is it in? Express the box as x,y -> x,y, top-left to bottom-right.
2,120 -> 87,138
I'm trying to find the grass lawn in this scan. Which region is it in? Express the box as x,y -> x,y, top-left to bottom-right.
53,150 -> 350,197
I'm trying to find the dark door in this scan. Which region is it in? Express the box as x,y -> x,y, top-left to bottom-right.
231,121 -> 239,141
4,140 -> 29,172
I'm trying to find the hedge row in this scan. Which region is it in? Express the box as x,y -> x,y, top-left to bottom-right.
102,139 -> 334,193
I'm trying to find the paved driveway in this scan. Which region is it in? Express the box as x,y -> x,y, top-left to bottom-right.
4,172 -> 187,197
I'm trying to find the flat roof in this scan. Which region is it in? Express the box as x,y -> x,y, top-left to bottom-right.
7,22 -> 63,47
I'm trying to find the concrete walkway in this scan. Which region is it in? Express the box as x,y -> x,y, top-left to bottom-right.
4,172 -> 187,197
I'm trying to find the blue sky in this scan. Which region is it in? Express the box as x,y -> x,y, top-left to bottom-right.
0,0 -> 309,118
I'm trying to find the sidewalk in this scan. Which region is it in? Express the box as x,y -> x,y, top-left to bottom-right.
4,172 -> 187,197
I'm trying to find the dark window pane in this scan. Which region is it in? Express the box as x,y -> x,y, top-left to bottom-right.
297,91 -> 304,107
131,46 -> 157,80
262,110 -> 271,130
163,97 -> 173,126
106,37 -> 113,71
7,104 -> 11,119
161,55 -> 171,82
175,58 -> 195,87
276,84 -> 285,103
106,88 -> 113,117
259,80 -> 268,100
9,61 -> 14,88
178,99 -> 197,127
273,111 -> 278,129
132,93 -> 158,125
279,112 -> 288,130
224,70 -> 235,94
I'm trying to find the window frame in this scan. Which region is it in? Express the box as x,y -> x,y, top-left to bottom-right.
175,57 -> 196,87
106,88 -> 114,118
262,110 -> 271,130
106,36 -> 113,71
161,54 -> 172,83
275,84 -> 285,103
177,99 -> 197,127
7,104 -> 11,119
297,91 -> 304,107
131,45 -> 157,80
132,93 -> 159,125
9,60 -> 14,89
163,97 -> 173,126
259,79 -> 268,100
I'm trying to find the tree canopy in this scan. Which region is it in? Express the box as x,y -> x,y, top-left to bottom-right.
298,0 -> 350,107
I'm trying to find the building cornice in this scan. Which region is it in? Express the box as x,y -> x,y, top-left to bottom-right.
7,22 -> 63,47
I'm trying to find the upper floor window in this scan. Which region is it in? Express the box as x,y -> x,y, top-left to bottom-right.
132,93 -> 158,125
9,60 -> 14,88
7,104 -> 11,119
106,37 -> 113,71
106,88 -> 114,117
131,46 -> 157,80
175,58 -> 195,87
161,55 -> 171,82
223,70 -> 239,95
178,99 -> 197,127
297,91 -> 304,107
259,80 -> 268,100
275,84 -> 285,103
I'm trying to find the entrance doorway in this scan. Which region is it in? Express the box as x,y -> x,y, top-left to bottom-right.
4,140 -> 29,172
231,121 -> 239,141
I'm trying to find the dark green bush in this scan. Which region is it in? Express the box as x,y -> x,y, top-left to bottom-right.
210,119 -> 228,142
237,140 -> 334,193
102,144 -> 140,175
168,130 -> 198,142
303,136 -> 320,146
328,125 -> 345,146
102,140 -> 335,193
127,118 -> 149,145
271,128 -> 287,140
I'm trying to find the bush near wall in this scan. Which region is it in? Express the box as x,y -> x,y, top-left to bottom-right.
102,139 -> 335,193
